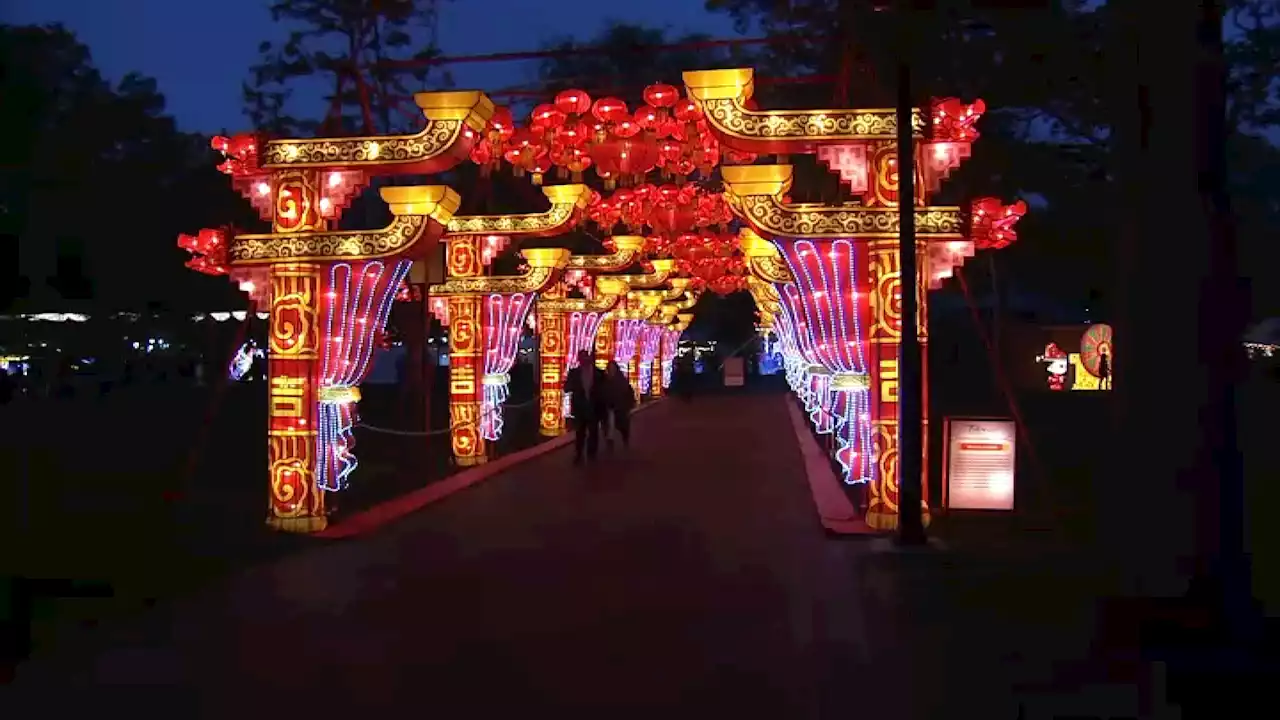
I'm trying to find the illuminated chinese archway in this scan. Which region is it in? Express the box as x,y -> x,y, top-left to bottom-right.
179,90 -> 492,533
690,68 -> 1026,531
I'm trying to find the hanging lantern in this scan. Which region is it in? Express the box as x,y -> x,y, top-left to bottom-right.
555,89 -> 593,116
591,97 -> 630,143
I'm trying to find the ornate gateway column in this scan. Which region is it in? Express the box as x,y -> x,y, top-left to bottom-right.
182,90 -> 491,532
429,186 -> 589,465
536,238 -> 642,436
695,67 -> 1023,532
537,275 -> 630,436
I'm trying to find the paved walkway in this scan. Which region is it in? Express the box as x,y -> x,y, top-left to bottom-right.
5,389 -> 1067,718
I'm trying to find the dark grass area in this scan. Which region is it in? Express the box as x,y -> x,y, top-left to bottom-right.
0,362 -> 559,664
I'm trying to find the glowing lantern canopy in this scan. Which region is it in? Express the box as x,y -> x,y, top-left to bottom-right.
503,127 -> 550,184
471,105 -> 515,175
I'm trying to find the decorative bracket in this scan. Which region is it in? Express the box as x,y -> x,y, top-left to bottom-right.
721,165 -> 965,240
429,248 -> 571,295
446,184 -> 589,237
215,92 -> 493,180
738,228 -> 794,284
229,185 -> 459,264
672,291 -> 699,311
538,277 -> 630,313
611,258 -> 675,289
566,236 -> 645,271
683,68 -> 924,154
661,278 -> 692,301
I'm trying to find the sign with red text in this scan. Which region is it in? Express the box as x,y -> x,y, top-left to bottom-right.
943,418 -> 1017,511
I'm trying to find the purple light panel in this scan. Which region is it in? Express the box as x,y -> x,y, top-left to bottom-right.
317,258 -> 412,491
567,311 -> 604,368
777,239 -> 874,485
480,292 -> 533,441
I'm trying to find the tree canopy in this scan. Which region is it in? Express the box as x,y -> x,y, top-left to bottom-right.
3,23 -> 252,313
244,0 -> 450,137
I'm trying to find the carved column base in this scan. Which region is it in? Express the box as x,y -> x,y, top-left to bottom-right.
266,515 -> 329,533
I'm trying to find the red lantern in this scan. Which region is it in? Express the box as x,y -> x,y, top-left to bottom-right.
504,127 -> 547,180
643,83 -> 679,108
530,103 -> 566,131
554,89 -> 592,116
588,136 -> 623,189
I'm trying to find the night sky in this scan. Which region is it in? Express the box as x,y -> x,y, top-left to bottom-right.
3,0 -> 738,133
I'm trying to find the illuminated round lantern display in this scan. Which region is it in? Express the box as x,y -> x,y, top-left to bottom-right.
1079,323 -> 1114,377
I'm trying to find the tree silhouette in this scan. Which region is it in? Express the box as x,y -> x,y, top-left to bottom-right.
2,23 -> 253,313
244,0 -> 451,136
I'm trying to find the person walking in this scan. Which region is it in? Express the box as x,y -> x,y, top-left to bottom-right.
604,360 -> 635,449
562,349 -> 607,464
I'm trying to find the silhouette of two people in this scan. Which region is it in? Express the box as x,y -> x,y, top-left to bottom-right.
563,350 -> 636,464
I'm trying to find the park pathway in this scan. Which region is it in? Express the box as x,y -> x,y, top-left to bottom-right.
5,388 -> 1032,718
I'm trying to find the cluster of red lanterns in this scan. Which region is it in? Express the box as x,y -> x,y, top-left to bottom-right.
588,183 -> 732,238
669,232 -> 748,296
177,228 -> 230,276
469,84 -> 754,187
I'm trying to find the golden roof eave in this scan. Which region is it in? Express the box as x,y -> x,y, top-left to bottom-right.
259,91 -> 494,173
683,68 -> 924,154
661,278 -> 692,301
446,184 -> 590,237
739,227 -> 794,283
722,165 -> 965,240
745,276 -> 782,315
610,259 -> 675,289
673,291 -> 699,311
229,185 -> 459,264
429,248 -> 570,295
566,236 -> 645,271
650,305 -> 679,325
538,294 -> 623,313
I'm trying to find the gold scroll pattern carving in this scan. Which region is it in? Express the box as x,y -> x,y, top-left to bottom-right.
731,195 -> 964,239
268,266 -> 320,358
867,239 -> 929,343
862,141 -> 927,208
232,215 -> 429,264
612,269 -> 672,289
700,99 -> 924,142
261,120 -> 464,167
566,248 -> 640,271
273,170 -> 326,233
430,267 -> 557,296
447,203 -> 576,235
446,236 -> 482,278
538,294 -> 621,313
748,255 -> 794,284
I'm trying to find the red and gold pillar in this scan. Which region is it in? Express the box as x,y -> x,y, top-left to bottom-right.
594,313 -> 616,370
650,347 -> 665,398
626,327 -> 644,404
266,261 -> 326,532
865,237 -> 930,531
445,236 -> 485,466
537,283 -> 569,436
